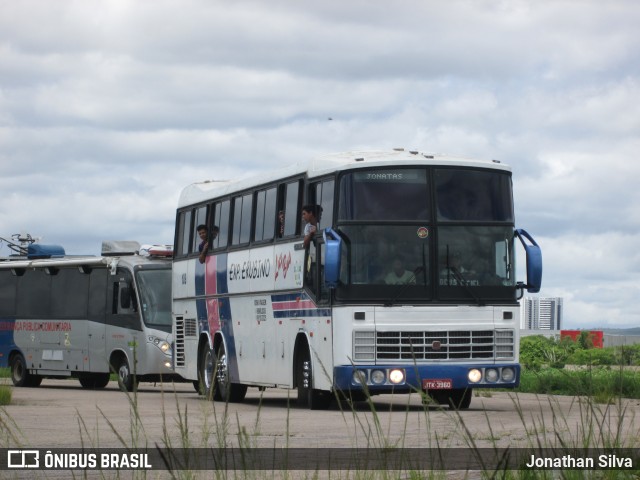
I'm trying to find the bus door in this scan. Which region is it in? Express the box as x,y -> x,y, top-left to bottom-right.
106,268 -> 143,369
303,238 -> 334,390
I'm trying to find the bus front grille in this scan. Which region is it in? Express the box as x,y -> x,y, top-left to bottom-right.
353,329 -> 515,362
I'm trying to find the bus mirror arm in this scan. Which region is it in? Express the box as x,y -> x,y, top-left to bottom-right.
515,229 -> 543,294
323,228 -> 343,289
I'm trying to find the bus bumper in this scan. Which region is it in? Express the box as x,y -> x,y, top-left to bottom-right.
333,363 -> 520,393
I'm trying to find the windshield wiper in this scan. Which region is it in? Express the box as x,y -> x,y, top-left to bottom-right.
449,266 -> 484,306
384,266 -> 424,307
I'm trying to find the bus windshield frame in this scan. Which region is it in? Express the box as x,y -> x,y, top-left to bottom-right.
135,267 -> 172,332
334,166 -> 516,304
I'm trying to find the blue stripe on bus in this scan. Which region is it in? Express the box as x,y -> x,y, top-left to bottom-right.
216,253 -> 228,295
196,298 -> 208,333
272,309 -> 331,318
195,257 -> 205,297
218,295 -> 240,382
270,292 -> 331,318
271,292 -> 309,302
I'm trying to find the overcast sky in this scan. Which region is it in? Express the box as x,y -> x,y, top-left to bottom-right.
1,1 -> 638,329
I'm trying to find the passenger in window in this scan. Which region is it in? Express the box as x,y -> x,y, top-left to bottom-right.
278,210 -> 285,238
384,256 -> 416,285
302,204 -> 322,249
197,225 -> 208,263
197,225 -> 219,264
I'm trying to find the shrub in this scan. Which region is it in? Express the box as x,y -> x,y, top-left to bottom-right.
0,385 -> 12,406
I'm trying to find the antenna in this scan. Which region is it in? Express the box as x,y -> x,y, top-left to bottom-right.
0,232 -> 37,255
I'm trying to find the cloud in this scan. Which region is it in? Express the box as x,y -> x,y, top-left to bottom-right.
0,0 -> 639,329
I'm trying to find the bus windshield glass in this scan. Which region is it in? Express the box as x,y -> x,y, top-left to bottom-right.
338,169 -> 429,221
335,167 -> 515,303
435,168 -> 513,222
136,268 -> 172,331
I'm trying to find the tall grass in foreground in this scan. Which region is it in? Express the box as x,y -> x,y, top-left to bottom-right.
0,379 -> 638,479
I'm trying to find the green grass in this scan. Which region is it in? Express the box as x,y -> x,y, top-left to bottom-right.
0,385 -> 11,405
518,367 -> 640,400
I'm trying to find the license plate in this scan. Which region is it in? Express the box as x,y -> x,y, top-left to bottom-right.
423,379 -> 452,389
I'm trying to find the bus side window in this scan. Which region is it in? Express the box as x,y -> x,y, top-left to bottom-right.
231,193 -> 253,246
176,209 -> 193,257
213,200 -> 230,249
310,179 -> 335,230
254,187 -> 277,242
278,180 -> 301,238
191,205 -> 208,253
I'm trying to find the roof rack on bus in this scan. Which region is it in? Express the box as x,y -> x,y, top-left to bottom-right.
140,244 -> 173,258
0,233 -> 65,259
101,241 -> 141,256
27,244 -> 65,259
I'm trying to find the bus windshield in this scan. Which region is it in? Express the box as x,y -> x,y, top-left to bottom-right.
136,268 -> 172,331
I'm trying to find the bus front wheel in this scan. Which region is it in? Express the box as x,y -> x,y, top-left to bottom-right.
296,346 -> 331,410
116,358 -> 138,392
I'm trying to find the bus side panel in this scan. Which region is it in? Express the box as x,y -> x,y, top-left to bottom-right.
87,269 -> 108,372
227,247 -> 273,384
0,270 -> 18,368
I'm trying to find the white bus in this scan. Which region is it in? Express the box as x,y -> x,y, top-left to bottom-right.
172,150 -> 542,409
0,238 -> 176,391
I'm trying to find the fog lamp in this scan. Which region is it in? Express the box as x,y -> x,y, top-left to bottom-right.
370,370 -> 386,385
352,370 -> 367,385
485,368 -> 499,383
501,367 -> 515,382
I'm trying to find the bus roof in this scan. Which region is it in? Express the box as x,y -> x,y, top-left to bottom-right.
0,242 -> 171,272
178,149 -> 512,208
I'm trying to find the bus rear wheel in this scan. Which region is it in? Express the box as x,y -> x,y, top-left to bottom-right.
198,344 -> 215,399
10,353 -> 41,387
296,346 -> 331,410
214,342 -> 247,403
79,373 -> 110,389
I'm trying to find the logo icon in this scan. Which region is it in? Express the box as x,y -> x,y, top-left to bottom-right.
417,227 -> 429,239
7,450 -> 40,468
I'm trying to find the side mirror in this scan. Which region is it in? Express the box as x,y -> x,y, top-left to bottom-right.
515,229 -> 542,293
323,228 -> 343,288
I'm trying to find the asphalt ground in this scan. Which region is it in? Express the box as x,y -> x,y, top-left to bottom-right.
2,379 -> 639,478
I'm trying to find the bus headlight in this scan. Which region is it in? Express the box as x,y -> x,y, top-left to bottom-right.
352,370 -> 367,385
388,369 -> 405,384
468,369 -> 482,383
370,370 -> 386,385
501,367 -> 515,382
149,336 -> 171,355
485,368 -> 499,383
